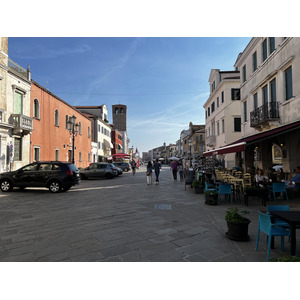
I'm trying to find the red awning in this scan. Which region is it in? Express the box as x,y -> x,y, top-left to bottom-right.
203,142 -> 245,157
112,153 -> 131,159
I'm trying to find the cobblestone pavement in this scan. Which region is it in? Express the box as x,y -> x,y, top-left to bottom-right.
0,165 -> 299,262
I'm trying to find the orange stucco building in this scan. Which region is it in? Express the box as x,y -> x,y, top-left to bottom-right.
30,80 -> 92,169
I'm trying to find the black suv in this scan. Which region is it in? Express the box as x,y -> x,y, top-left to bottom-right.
0,161 -> 80,193
113,162 -> 131,172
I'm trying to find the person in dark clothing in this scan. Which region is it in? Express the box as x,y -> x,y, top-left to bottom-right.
153,159 -> 162,184
170,160 -> 178,181
146,161 -> 153,185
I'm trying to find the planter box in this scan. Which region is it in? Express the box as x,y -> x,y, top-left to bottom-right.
205,194 -> 218,205
226,219 -> 251,241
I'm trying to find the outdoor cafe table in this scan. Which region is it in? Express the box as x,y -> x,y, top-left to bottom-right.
270,211 -> 300,256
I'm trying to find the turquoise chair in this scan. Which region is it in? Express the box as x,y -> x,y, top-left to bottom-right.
267,205 -> 290,228
205,181 -> 216,192
218,184 -> 232,204
256,211 -> 290,261
268,182 -> 288,203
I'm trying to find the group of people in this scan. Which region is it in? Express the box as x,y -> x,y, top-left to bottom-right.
254,166 -> 300,188
144,159 -> 186,185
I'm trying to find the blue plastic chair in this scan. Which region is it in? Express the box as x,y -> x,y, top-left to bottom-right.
256,211 -> 290,261
218,184 -> 232,204
205,182 -> 217,192
267,205 -> 290,228
268,182 -> 288,203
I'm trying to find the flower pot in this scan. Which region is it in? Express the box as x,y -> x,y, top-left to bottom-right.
226,219 -> 251,241
205,194 -> 218,205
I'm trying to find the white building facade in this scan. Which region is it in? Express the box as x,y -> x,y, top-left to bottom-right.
234,37 -> 300,174
203,69 -> 241,168
0,37 -> 33,172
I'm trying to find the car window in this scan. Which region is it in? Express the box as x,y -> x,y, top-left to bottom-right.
98,164 -> 107,169
22,164 -> 38,172
89,164 -> 97,170
53,164 -> 61,170
68,164 -> 78,172
39,164 -> 52,171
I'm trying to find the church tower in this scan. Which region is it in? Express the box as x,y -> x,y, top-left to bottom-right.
112,104 -> 127,132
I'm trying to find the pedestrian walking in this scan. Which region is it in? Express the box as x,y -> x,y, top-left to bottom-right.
131,160 -> 136,176
170,160 -> 178,181
146,161 -> 153,185
178,160 -> 184,182
153,158 -> 162,184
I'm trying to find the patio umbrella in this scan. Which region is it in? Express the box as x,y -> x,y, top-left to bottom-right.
169,156 -> 179,160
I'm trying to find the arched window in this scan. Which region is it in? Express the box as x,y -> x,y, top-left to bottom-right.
33,98 -> 40,119
120,107 -> 124,114
115,108 -> 119,114
55,109 -> 59,126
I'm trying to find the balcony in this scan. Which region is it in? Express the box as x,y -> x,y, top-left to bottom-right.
9,114 -> 33,134
250,102 -> 279,129
206,135 -> 216,147
8,59 -> 30,81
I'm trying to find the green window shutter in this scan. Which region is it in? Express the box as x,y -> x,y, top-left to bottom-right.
269,37 -> 275,54
285,66 -> 293,100
270,78 -> 276,102
254,93 -> 258,110
262,39 -> 267,62
14,92 -> 23,114
262,85 -> 268,104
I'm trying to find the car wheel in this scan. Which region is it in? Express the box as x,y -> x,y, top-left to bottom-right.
48,180 -> 62,193
0,179 -> 13,192
124,168 -> 128,172
105,173 -> 114,179
80,174 -> 87,180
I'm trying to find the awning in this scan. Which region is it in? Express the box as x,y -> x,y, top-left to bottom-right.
203,142 -> 246,157
112,153 -> 131,159
109,141 -> 114,148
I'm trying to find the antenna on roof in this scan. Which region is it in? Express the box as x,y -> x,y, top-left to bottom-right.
46,81 -> 49,90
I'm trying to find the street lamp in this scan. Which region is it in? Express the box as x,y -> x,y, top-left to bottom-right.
67,115 -> 79,164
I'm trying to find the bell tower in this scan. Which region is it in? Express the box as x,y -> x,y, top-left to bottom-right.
112,104 -> 127,132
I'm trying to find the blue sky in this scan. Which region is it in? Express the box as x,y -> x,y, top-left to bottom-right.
8,37 -> 251,153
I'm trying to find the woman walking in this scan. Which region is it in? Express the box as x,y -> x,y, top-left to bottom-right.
146,161 -> 153,185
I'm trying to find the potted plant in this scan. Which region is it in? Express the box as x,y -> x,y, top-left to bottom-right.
204,190 -> 218,205
225,207 -> 251,241
192,180 -> 204,194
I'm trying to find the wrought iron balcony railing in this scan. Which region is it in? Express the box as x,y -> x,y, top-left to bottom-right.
8,59 -> 30,81
250,102 -> 279,128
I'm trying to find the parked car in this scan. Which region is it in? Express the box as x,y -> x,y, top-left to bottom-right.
112,164 -> 123,176
0,161 -> 80,193
113,162 -> 131,172
80,163 -> 118,179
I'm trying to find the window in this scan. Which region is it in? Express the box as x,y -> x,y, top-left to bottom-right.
205,110 -> 207,119
34,147 -> 40,162
79,152 -> 82,162
262,85 -> 268,104
88,126 -> 91,138
252,51 -> 257,72
253,93 -> 258,110
270,78 -> 276,102
208,107 -> 210,117
222,119 -> 225,133
211,102 -> 215,113
221,91 -> 224,103
200,134 -> 203,141
262,39 -> 267,62
14,138 -> 22,161
55,109 -> 59,126
285,66 -> 293,100
243,102 -> 247,122
217,122 -> 220,135
234,118 -> 241,132
115,108 -> 118,114
65,115 -> 69,129
120,108 -> 124,114
212,81 -> 215,93
269,37 -> 275,54
88,153 -> 91,162
79,122 -> 82,134
242,65 -> 246,83
231,89 -> 240,100
55,149 -> 59,161
217,97 -> 219,108
14,92 -> 23,114
33,99 -> 40,119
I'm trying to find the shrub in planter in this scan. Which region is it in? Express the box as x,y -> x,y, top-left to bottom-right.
192,180 -> 204,194
270,256 -> 300,262
204,190 -> 218,205
225,207 -> 251,241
